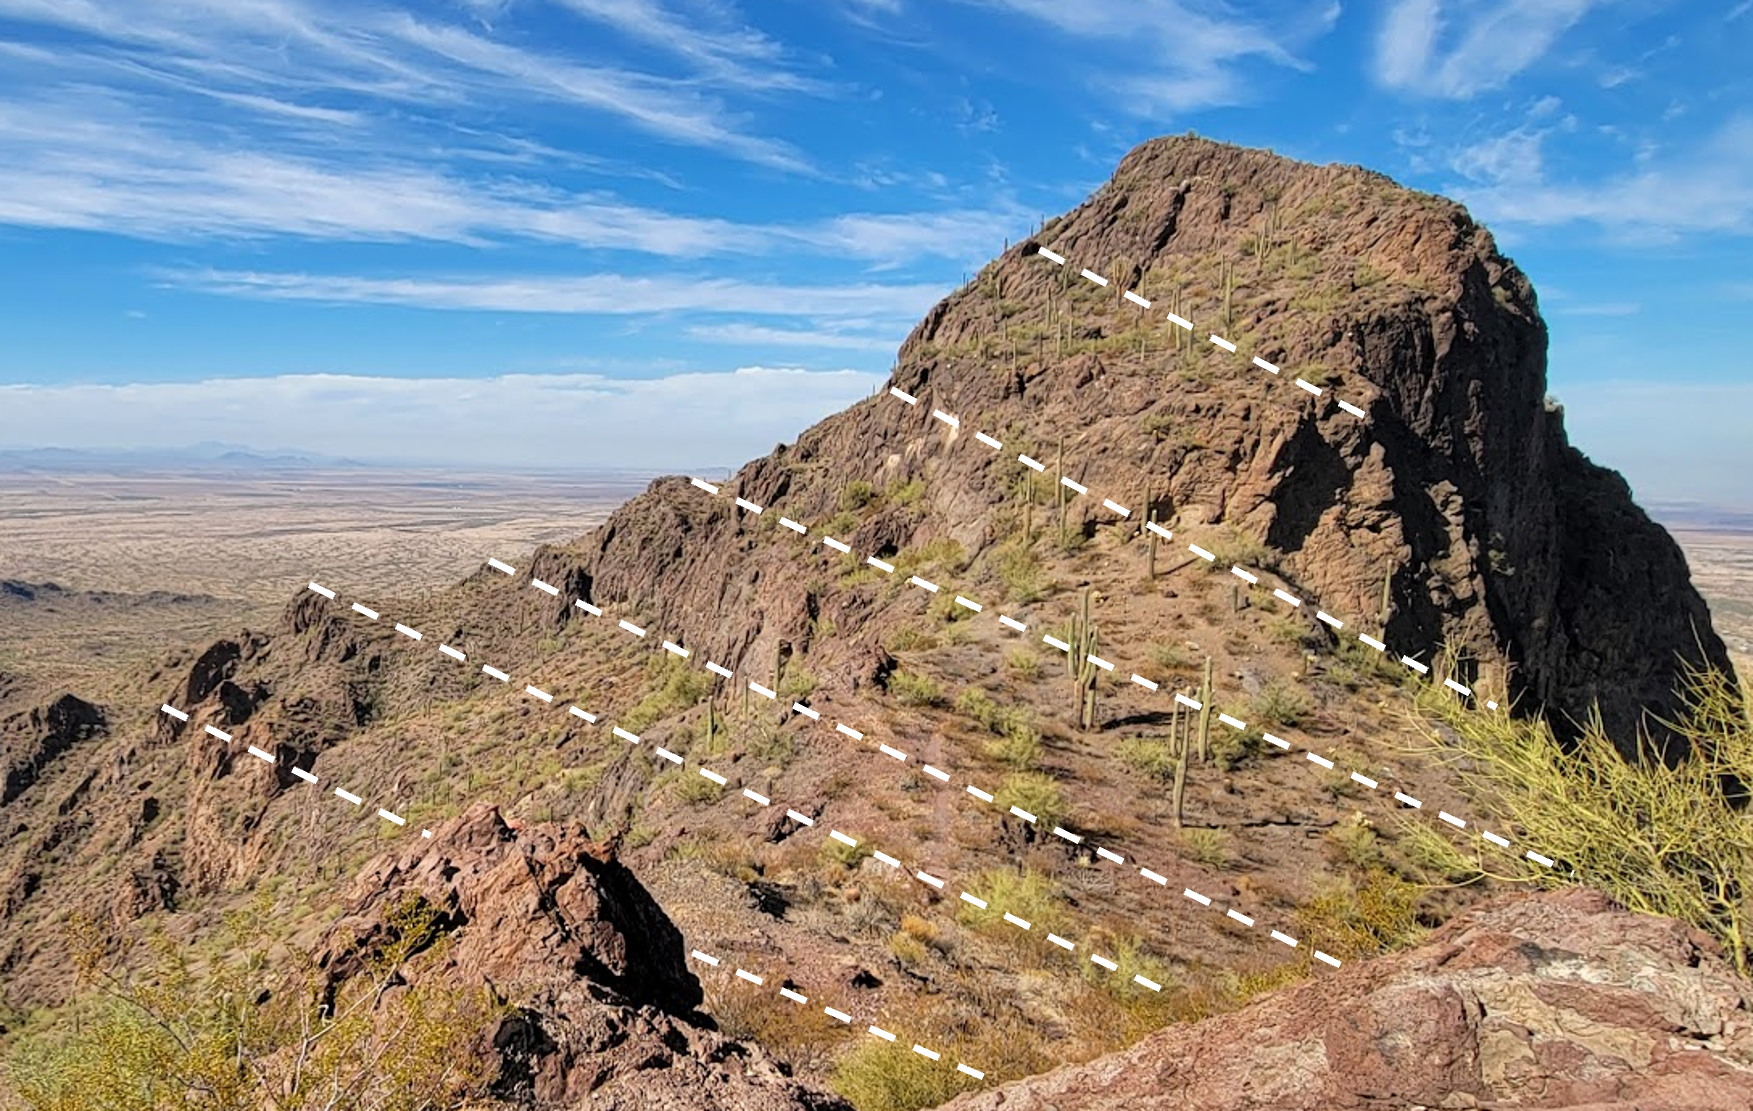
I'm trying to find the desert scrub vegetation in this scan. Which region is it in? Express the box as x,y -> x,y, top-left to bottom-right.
955,865 -> 1065,938
5,895 -> 502,1111
992,772 -> 1066,831
621,655 -> 711,733
1403,660 -> 1753,975
991,538 -> 1046,603
1250,678 -> 1312,727
888,669 -> 945,707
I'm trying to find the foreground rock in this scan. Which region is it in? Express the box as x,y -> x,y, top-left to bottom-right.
937,888 -> 1753,1110
314,803 -> 852,1111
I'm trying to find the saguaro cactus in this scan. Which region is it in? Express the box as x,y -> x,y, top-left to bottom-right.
1055,439 -> 1067,548
1196,655 -> 1214,764
1065,587 -> 1101,731
1171,702 -> 1190,828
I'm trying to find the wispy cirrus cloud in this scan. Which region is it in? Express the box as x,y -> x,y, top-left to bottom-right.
1374,0 -> 1602,99
1446,114 -> 1753,240
962,0 -> 1341,112
0,90 -> 1022,262
155,268 -> 946,321
0,0 -> 816,169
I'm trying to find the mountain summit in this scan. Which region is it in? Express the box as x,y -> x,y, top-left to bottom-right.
2,136 -> 1742,1110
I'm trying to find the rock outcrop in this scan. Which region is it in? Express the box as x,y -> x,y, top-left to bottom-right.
313,803 -> 852,1111
937,887 -> 1753,1111
532,135 -> 1732,757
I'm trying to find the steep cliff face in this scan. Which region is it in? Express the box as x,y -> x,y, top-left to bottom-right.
542,135 -> 1730,755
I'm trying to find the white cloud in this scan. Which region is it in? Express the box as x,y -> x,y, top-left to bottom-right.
1449,114 -> 1753,240
0,369 -> 887,471
683,322 -> 903,351
1374,0 -> 1600,98
0,0 -> 817,165
157,268 -> 946,320
0,91 -> 1021,262
958,0 -> 1328,113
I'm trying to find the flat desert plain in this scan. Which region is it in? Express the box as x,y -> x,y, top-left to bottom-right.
3,469 -> 1750,691
0,467 -> 649,687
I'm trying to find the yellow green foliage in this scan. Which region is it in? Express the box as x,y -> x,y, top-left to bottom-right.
5,895 -> 502,1111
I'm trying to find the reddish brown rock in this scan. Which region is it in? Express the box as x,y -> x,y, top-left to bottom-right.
313,802 -> 852,1111
532,135 -> 1731,758
937,888 -> 1753,1111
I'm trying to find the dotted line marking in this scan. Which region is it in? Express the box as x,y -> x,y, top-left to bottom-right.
685,465 -> 1539,870
1034,246 -> 1371,419
883,392 -> 1512,715
158,702 -> 432,839
689,948 -> 989,1078
482,571 -> 1349,967
313,575 -> 1339,974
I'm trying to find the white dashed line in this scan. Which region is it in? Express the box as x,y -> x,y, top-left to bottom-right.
525,685 -> 552,703
889,386 -> 917,404
1209,334 -> 1237,353
690,477 -> 720,494
531,579 -> 559,596
618,619 -> 646,637
291,767 -> 317,784
482,665 -> 509,682
351,602 -> 379,620
488,558 -> 515,575
824,537 -> 851,553
395,623 -> 422,640
735,497 -> 762,513
335,788 -> 361,805
440,644 -> 466,661
307,581 -> 336,600
203,724 -> 231,742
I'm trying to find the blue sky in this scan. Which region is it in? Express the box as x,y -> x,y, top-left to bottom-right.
0,1 -> 1749,503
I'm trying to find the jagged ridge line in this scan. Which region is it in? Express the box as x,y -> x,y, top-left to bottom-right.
311,578 -> 1299,982
690,466 -> 1556,872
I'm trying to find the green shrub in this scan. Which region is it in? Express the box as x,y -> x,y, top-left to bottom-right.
622,657 -> 712,733
1117,736 -> 1176,783
984,717 -> 1042,771
831,1038 -> 979,1111
1251,679 -> 1312,727
1004,648 -> 1041,679
1177,827 -> 1230,868
841,480 -> 877,512
955,687 -> 1004,731
1406,660 -> 1753,975
992,772 -> 1065,832
956,865 -> 1064,936
995,540 -> 1045,603
885,477 -> 926,507
889,670 -> 944,707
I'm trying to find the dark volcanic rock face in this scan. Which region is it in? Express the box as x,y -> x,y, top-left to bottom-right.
315,803 -> 853,1111
535,135 -> 1731,757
